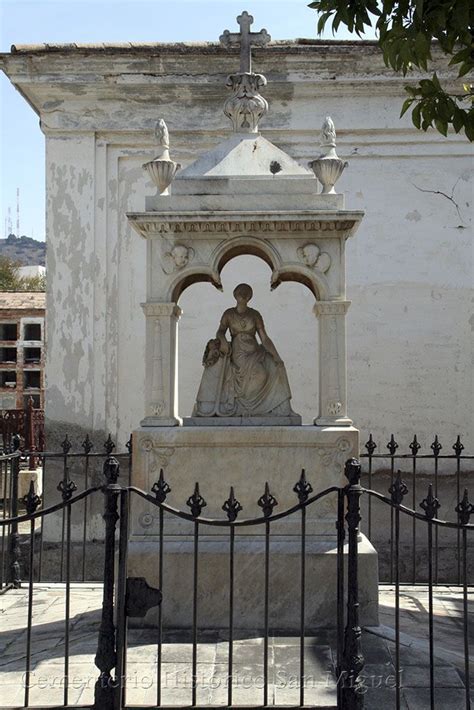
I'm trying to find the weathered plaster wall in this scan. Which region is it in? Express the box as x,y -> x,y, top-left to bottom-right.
1,43 -> 472,463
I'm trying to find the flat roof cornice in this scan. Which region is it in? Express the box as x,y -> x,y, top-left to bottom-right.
6,38 -> 379,56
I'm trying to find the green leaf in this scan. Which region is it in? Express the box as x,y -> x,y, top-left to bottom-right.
464,122 -> 474,141
434,118 -> 448,136
400,97 -> 414,116
414,32 -> 429,62
431,73 -> 442,91
419,79 -> 437,96
458,62 -> 474,78
452,108 -> 465,133
405,84 -> 419,97
437,97 -> 454,122
412,103 -> 422,129
449,47 -> 472,66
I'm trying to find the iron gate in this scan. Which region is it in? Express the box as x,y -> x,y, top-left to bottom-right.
0,448 -> 472,709
96,457 -> 362,710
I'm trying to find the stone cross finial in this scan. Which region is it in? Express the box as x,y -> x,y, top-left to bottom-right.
220,11 -> 271,73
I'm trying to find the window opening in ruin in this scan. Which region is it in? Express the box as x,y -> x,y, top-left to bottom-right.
0,323 -> 18,341
0,347 -> 17,363
24,347 -> 41,364
0,371 -> 17,388
24,370 -> 41,389
24,323 -> 42,341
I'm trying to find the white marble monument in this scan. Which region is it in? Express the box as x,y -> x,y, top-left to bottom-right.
127,12 -> 378,629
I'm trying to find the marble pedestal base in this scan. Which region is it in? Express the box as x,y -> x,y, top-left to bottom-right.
127,534 -> 379,629
183,414 -> 302,426
129,425 -> 379,629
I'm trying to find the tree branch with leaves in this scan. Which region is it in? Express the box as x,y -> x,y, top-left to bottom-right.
308,0 -> 473,140
0,257 -> 45,292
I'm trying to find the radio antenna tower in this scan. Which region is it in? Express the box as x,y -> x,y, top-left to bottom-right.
16,188 -> 20,236
7,207 -> 12,236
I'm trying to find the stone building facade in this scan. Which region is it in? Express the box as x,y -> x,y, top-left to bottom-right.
0,40 -> 472,455
0,292 -> 45,410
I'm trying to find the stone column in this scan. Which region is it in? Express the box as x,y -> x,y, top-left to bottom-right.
314,301 -> 352,427
141,302 -> 182,426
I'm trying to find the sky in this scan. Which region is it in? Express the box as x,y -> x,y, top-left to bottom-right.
0,0 -> 374,242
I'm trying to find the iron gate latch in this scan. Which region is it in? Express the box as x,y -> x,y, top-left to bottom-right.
125,577 -> 162,618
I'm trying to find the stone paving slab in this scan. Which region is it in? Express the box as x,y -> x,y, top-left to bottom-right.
0,584 -> 471,708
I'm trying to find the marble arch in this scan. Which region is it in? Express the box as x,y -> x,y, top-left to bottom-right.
127,20 -> 363,428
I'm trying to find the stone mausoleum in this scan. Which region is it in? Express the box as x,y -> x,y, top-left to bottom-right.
0,13 -> 471,582
121,12 -> 378,628
0,20 -> 471,455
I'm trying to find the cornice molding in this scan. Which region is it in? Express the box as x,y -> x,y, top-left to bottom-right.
128,212 -> 363,239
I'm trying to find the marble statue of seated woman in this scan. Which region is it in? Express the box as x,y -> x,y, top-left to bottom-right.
192,283 -> 301,423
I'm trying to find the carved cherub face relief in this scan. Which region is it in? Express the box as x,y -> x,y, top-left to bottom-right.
171,245 -> 190,268
162,244 -> 195,275
297,243 -> 331,273
300,243 -> 320,267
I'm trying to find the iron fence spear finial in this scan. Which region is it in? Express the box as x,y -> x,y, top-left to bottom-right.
365,433 -> 377,455
223,486 -> 243,521
151,469 -> 171,503
293,469 -> 313,503
186,482 -> 207,518
258,481 -> 278,518
420,484 -> 441,520
455,489 -> 474,525
453,435 -> 464,457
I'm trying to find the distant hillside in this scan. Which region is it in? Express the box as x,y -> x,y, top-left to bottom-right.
0,234 -> 46,266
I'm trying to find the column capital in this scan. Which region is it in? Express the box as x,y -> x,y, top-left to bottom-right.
313,300 -> 351,317
141,301 -> 182,318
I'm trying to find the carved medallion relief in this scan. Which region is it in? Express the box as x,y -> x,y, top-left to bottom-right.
162,244 -> 195,274
297,243 -> 331,273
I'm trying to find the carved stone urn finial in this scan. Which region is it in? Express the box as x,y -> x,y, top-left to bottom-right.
220,12 -> 271,133
143,119 -> 181,195
224,73 -> 269,133
308,116 -> 348,194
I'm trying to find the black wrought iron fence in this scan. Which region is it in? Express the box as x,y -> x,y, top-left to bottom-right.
0,449 -> 472,709
0,434 -> 132,590
360,433 -> 473,584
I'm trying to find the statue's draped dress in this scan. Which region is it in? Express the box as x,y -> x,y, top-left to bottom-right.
194,307 -> 293,417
